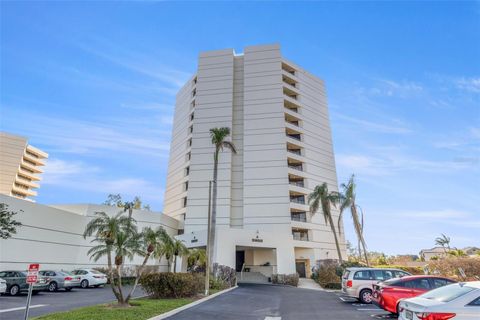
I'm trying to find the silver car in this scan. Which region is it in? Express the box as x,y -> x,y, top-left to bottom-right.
341,267 -> 411,303
38,270 -> 81,292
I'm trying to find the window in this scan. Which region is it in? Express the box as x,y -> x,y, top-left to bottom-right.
186,152 -> 191,161
404,278 -> 431,290
468,296 -> 480,306
431,278 -> 455,289
372,270 -> 386,281
189,125 -> 193,134
184,181 -> 189,191
382,270 -> 395,280
190,112 -> 194,121
394,271 -> 409,278
383,279 -> 405,287
188,138 -> 192,147
183,197 -> 187,207
421,284 -> 475,302
178,229 -> 185,235
185,166 -> 190,176
192,88 -> 196,97
353,270 -> 372,280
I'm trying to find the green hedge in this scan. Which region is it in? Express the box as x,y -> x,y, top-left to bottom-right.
140,273 -> 203,298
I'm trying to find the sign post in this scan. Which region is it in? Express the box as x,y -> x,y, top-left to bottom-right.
24,263 -> 39,320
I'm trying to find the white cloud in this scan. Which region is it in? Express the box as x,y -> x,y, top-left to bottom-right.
455,77 -> 480,93
333,113 -> 412,134
42,159 -> 99,184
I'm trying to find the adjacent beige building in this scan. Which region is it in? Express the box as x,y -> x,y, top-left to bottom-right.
0,132 -> 48,202
163,44 -> 346,279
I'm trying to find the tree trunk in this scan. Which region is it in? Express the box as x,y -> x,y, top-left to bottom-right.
116,264 -> 125,305
125,252 -> 150,304
208,149 -> 219,277
327,208 -> 343,263
351,205 -> 369,266
173,255 -> 177,273
107,251 -> 121,301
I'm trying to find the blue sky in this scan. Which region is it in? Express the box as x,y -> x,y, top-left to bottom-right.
1,1 -> 479,255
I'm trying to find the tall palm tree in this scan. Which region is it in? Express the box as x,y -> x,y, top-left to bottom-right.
338,175 -> 369,266
172,239 -> 189,273
308,183 -> 343,262
208,127 -> 237,269
435,234 -> 451,253
83,211 -> 135,304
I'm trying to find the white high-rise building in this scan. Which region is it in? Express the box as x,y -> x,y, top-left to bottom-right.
163,44 -> 345,278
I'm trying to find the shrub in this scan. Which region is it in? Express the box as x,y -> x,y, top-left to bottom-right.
212,263 -> 236,287
271,274 -> 299,287
313,263 -> 341,288
427,257 -> 480,281
140,272 -> 203,298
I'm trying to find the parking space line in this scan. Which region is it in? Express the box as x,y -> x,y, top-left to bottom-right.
0,304 -> 48,313
356,308 -> 382,311
264,317 -> 281,320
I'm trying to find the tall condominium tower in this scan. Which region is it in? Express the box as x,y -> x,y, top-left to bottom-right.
0,132 -> 48,202
163,44 -> 345,277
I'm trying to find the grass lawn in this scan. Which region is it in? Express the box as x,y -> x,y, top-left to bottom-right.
32,298 -> 195,320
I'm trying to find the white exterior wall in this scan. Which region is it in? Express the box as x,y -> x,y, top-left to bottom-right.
163,44 -> 346,276
0,195 -> 179,271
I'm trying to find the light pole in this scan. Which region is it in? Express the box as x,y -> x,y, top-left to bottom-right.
204,180 -> 213,296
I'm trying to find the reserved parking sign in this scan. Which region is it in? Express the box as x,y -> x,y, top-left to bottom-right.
26,263 -> 39,284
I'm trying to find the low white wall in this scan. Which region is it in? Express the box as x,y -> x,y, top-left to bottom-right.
0,195 -> 180,272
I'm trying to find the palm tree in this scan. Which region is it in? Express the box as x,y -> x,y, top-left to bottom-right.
124,226 -> 167,303
338,175 -> 369,266
208,127 -> 237,269
435,234 -> 451,253
83,211 -> 134,304
155,230 -> 175,271
308,183 -> 343,262
172,239 -> 189,273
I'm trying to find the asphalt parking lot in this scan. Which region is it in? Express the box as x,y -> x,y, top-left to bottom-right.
0,285 -> 145,320
168,283 -> 397,320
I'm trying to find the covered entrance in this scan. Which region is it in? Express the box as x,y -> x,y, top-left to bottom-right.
236,246 -> 277,283
295,261 -> 306,278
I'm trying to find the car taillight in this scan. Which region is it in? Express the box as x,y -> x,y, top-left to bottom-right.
415,312 -> 456,320
64,277 -> 73,281
346,280 -> 352,288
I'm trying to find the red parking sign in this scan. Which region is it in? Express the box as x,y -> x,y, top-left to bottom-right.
26,263 -> 39,284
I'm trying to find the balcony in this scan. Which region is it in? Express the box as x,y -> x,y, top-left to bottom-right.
290,195 -> 305,204
292,228 -> 309,241
291,211 -> 307,223
12,184 -> 37,197
282,62 -> 296,75
23,153 -> 45,166
283,87 -> 298,100
287,148 -> 301,156
288,163 -> 303,171
17,169 -> 41,181
15,176 -> 39,189
289,179 -> 304,187
20,161 -> 43,174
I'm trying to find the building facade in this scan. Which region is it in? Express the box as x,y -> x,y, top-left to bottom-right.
0,194 -> 178,271
163,44 -> 346,278
0,132 -> 48,202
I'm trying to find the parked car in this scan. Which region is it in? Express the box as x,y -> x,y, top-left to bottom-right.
71,269 -> 108,288
0,270 -> 48,296
342,267 -> 411,303
0,278 -> 6,294
38,270 -> 81,292
372,275 -> 457,314
398,281 -> 480,320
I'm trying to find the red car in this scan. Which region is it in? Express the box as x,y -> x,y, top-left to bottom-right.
372,275 -> 456,314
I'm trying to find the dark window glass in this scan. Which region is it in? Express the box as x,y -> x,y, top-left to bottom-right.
468,296 -> 480,306
372,270 -> 385,280
354,270 -> 372,280
431,278 -> 451,289
405,278 -> 431,289
382,270 -> 395,280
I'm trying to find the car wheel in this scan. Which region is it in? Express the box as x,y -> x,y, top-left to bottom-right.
48,282 -> 58,292
9,285 -> 20,296
359,289 -> 373,304
65,287 -> 73,292
80,279 -> 89,288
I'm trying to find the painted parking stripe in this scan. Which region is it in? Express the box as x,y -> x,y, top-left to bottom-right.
356,308 -> 383,311
264,317 -> 281,320
0,304 -> 47,313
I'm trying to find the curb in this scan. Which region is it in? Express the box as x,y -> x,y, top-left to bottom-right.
148,286 -> 238,320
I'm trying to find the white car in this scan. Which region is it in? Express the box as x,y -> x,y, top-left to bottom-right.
0,278 -> 6,294
71,269 -> 108,288
398,281 -> 480,320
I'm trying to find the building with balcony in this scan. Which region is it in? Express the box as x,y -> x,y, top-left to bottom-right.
0,132 -> 48,202
163,44 -> 346,279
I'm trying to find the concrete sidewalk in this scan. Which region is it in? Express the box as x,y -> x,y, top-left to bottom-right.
297,278 -> 325,291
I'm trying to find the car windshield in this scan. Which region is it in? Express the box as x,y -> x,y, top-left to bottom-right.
18,271 -> 27,276
421,284 -> 476,302
381,278 -> 403,286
